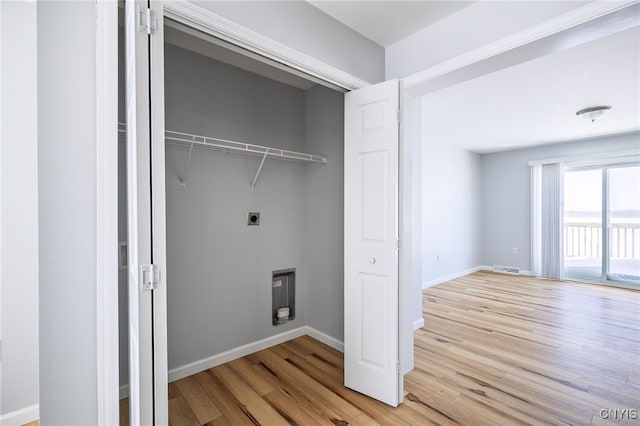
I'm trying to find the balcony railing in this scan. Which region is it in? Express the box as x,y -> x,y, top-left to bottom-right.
564,222 -> 640,259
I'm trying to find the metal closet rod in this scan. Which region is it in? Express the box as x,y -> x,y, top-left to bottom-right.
117,123 -> 328,191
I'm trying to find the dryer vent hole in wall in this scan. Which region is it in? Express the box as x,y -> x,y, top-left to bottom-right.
272,269 -> 295,325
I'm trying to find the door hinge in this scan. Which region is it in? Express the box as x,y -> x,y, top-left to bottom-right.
138,7 -> 158,35
141,264 -> 160,291
396,109 -> 401,123
396,238 -> 401,249
396,361 -> 400,375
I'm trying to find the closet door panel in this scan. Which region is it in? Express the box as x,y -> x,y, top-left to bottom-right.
150,0 -> 169,420
344,79 -> 400,407
125,0 -> 168,423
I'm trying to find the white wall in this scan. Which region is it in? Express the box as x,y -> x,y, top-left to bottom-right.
482,132 -> 640,272
400,96 -> 422,371
193,0 -> 385,84
0,1 -> 39,423
405,97 -> 423,326
386,1 -> 589,80
421,97 -> 483,286
37,2 -> 99,424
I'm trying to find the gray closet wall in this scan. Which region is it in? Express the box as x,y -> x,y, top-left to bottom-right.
164,44 -> 308,370
304,86 -> 345,341
118,41 -> 344,386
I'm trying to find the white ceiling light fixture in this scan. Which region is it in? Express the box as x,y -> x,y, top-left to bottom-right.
576,106 -> 612,122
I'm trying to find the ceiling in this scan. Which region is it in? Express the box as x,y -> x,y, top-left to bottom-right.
422,27 -> 640,153
307,1 -> 473,47
163,3 -> 639,153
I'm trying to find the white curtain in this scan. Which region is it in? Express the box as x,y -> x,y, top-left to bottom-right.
531,163 -> 563,279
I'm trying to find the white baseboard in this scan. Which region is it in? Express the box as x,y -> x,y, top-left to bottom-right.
120,384 -> 129,400
413,318 -> 425,330
0,404 -> 39,426
305,326 -> 344,352
167,326 -> 307,383
422,265 -> 485,289
423,265 -> 535,290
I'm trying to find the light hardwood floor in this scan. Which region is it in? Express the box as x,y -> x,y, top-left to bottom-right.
120,272 -> 640,425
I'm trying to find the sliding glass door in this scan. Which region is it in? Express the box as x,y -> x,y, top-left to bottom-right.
563,169 -> 603,282
563,164 -> 640,287
607,165 -> 640,283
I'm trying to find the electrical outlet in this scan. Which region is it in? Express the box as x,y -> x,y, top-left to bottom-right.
247,212 -> 260,226
512,247 -> 518,255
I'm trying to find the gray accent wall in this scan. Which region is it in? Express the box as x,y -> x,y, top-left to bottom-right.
118,136 -> 129,389
0,0 -> 39,418
129,45 -> 345,373
482,132 -> 640,272
304,86 -> 345,341
422,105 -> 484,284
119,34 -> 344,389
117,26 -> 129,391
163,44 -> 307,370
193,1 -> 385,84
37,2 -> 98,424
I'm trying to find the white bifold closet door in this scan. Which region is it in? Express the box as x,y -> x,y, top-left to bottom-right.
344,79 -> 401,407
125,0 -> 168,424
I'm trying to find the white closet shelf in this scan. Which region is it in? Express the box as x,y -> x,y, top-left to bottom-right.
164,130 -> 327,164
117,123 -> 327,190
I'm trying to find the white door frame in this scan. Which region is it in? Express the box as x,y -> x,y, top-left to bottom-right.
94,1 -> 635,422
95,1 -> 119,425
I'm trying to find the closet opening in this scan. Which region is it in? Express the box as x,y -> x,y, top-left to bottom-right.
119,14 -> 347,423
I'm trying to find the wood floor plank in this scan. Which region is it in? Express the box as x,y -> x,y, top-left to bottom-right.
274,347 -> 409,425
169,381 -> 182,399
227,357 -> 278,396
119,397 -> 129,426
295,335 -> 344,368
116,272 -> 638,426
204,417 -> 231,426
263,389 -> 325,426
348,412 -> 383,426
404,379 -> 497,425
194,370 -> 257,426
210,363 -> 290,425
175,376 -> 222,424
251,360 -> 348,426
249,348 -> 362,421
168,396 -> 200,426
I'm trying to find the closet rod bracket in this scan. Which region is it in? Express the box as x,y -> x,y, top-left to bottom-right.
180,139 -> 195,188
250,152 -> 268,192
